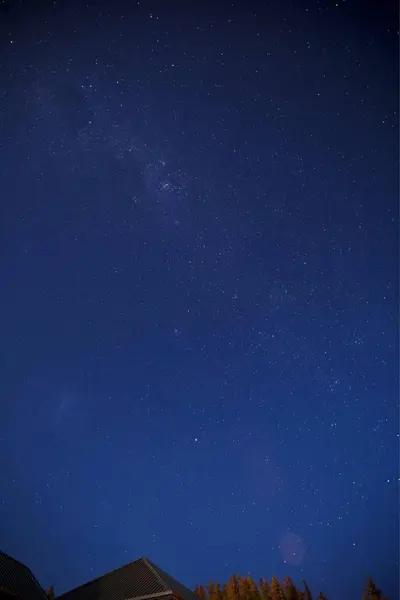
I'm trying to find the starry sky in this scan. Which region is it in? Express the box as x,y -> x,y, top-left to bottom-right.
0,1 -> 398,599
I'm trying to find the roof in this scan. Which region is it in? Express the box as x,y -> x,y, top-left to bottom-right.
0,551 -> 49,600
56,557 -> 199,600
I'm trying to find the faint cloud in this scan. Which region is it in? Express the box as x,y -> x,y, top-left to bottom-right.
279,531 -> 306,566
53,393 -> 74,426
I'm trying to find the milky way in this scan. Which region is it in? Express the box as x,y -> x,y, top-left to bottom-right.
0,1 -> 398,600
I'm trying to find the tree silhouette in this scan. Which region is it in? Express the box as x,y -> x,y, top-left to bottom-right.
302,581 -> 312,600
195,585 -> 207,600
239,577 -> 253,600
247,575 -> 261,600
362,577 -> 388,600
46,586 -> 55,600
226,575 -> 241,600
282,576 -> 298,600
269,577 -> 284,600
259,578 -> 270,600
194,569 -> 390,600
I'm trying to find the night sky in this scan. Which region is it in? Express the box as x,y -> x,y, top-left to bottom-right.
0,1 -> 398,599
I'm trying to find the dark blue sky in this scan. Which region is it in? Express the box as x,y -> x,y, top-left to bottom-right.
0,1 -> 398,599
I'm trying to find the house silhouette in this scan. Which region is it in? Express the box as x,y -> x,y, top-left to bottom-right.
0,553 -> 198,600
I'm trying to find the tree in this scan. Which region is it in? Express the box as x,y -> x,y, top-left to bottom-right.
239,577 -> 252,600
246,575 -> 261,600
302,581 -> 312,600
46,587 -> 55,600
206,581 -> 224,600
259,578 -> 270,600
194,564 -> 391,600
195,585 -> 207,600
362,577 -> 388,600
207,582 -> 216,600
214,583 -> 224,600
269,577 -> 284,600
282,576 -> 298,600
226,575 -> 241,600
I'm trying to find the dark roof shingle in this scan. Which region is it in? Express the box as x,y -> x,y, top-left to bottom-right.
0,551 -> 49,600
57,557 -> 198,600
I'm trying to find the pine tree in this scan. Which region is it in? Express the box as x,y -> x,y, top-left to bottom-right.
195,566 -> 392,600
239,577 -> 252,600
259,578 -> 270,600
195,585 -> 207,600
269,577 -> 284,600
302,581 -> 312,600
207,582 -> 216,600
226,575 -> 241,600
214,583 -> 224,600
282,576 -> 298,600
362,577 -> 388,600
246,575 -> 261,600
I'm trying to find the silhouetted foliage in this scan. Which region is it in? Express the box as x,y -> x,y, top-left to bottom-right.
281,576 -> 298,600
247,575 -> 261,600
239,577 -> 253,600
194,573 -> 389,600
362,577 -> 389,600
46,587 -> 55,600
259,577 -> 270,600
269,576 -> 284,600
195,585 -> 207,600
303,581 -> 312,600
226,575 -> 241,600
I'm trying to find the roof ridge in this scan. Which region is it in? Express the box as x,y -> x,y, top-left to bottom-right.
0,551 -> 31,573
141,558 -> 171,592
56,557 -> 146,599
141,558 -> 197,600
